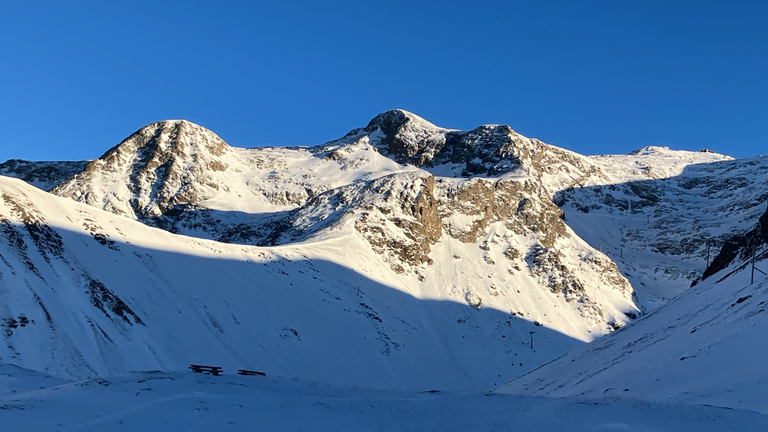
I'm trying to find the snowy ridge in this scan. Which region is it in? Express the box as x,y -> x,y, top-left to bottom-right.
0,159 -> 88,191
50,119 -> 416,244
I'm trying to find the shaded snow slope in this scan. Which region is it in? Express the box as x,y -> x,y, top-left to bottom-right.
0,363 -> 69,395
703,192 -> 768,282
498,204 -> 768,413
3,367 -> 765,432
556,151 -> 768,309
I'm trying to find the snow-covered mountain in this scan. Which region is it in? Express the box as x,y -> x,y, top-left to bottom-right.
29,111 -> 756,314
322,112 -> 765,311
2,110 -> 767,406
43,111 -> 642,333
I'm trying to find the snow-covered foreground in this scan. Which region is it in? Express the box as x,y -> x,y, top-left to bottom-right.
1,365 -> 765,432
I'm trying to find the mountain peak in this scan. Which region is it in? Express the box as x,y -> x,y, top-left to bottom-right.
627,145 -> 731,159
628,146 -> 679,156
50,118 -> 233,219
364,109 -> 444,135
357,110 -> 535,177
99,118 -> 230,162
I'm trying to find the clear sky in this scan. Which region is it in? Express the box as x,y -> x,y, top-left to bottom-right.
1,1 -> 766,162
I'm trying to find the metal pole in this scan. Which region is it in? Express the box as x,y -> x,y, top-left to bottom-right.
529,331 -> 535,350
752,242 -> 756,285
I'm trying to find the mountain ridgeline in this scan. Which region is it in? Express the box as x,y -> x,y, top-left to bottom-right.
1,110 -> 767,396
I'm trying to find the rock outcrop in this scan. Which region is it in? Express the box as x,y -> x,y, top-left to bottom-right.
0,159 -> 88,191
702,201 -> 768,282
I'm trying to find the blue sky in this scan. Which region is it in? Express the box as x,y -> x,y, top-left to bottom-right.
1,1 -> 766,162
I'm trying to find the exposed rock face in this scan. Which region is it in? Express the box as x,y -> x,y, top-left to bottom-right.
528,245 -> 586,301
359,110 -> 536,177
702,202 -> 768,281
434,176 -> 633,325
52,120 -> 231,219
0,160 -> 88,191
437,178 -> 566,247
355,174 -> 441,273
262,172 -> 441,274
361,110 -> 448,167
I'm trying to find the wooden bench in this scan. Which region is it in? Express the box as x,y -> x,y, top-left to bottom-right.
237,369 -> 266,376
189,364 -> 223,376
